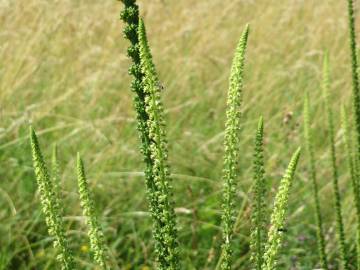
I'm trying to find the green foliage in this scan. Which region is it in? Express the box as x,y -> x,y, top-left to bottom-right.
250,116 -> 267,270
262,148 -> 301,270
29,127 -> 75,270
138,18 -> 180,270
303,93 -> 328,269
77,153 -> 108,269
220,24 -> 249,270
322,54 -> 349,270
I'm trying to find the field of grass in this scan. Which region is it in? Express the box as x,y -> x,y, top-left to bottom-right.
1,0 -> 360,269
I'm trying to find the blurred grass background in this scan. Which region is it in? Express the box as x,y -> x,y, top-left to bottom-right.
0,0 -> 359,269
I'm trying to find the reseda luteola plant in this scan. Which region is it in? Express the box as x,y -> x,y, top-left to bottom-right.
77,153 -> 108,269
30,128 -> 75,270
138,18 -> 180,270
219,24 -> 249,270
31,128 -> 109,269
29,1 -> 305,269
262,148 -> 301,270
250,117 -> 267,270
302,1 -> 360,266
120,1 -> 180,268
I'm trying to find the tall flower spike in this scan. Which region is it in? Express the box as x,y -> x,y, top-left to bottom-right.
341,106 -> 360,270
77,153 -> 107,269
322,54 -> 349,270
250,116 -> 267,270
303,93 -> 328,270
219,24 -> 249,270
29,127 -> 74,270
346,0 -> 360,159
138,18 -> 179,270
262,148 -> 301,270
120,2 -> 165,268
119,0 -> 159,204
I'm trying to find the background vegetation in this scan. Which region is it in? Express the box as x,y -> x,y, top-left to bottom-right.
0,0 -> 359,269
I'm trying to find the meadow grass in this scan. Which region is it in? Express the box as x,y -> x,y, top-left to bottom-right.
1,0 -> 360,269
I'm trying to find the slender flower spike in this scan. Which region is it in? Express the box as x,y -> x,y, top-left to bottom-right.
250,116 -> 267,270
138,18 -> 179,270
262,148 -> 301,270
346,0 -> 360,159
220,24 -> 249,270
303,93 -> 328,270
341,106 -> 360,270
77,153 -> 107,269
29,127 -> 74,270
119,0 -> 159,223
120,3 -> 166,268
322,55 -> 349,270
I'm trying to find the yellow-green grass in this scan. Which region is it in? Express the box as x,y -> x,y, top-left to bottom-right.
0,0 -> 358,269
